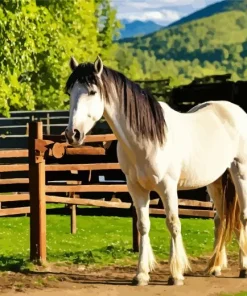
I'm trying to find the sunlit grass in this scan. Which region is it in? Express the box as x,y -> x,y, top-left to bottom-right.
0,204 -> 239,271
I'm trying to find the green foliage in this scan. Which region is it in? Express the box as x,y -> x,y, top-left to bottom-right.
0,0 -> 120,116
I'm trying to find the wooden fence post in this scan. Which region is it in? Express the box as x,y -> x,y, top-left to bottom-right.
29,121 -> 46,264
70,193 -> 77,234
46,113 -> 50,135
132,205 -> 140,252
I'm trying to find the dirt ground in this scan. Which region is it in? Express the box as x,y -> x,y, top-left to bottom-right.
1,257 -> 247,296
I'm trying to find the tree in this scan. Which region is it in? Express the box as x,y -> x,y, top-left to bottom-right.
0,0 -> 120,115
0,0 -> 64,114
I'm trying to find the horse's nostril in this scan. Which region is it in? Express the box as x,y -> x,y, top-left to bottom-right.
74,129 -> 80,141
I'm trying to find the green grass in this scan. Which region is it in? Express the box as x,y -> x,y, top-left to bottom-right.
0,205 -> 239,271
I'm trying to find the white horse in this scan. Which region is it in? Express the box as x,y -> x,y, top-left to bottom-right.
64,55 -> 247,286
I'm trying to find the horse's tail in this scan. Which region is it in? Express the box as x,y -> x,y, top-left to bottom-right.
206,170 -> 241,274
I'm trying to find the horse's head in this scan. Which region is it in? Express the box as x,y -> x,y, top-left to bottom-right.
64,56 -> 105,146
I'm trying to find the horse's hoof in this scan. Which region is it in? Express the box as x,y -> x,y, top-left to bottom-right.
132,274 -> 149,286
239,270 -> 247,278
212,270 -> 221,277
168,276 -> 184,286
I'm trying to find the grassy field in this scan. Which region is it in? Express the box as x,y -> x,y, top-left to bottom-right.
0,204 -> 240,272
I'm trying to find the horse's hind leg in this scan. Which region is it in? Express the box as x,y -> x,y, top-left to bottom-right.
206,177 -> 228,276
229,160 -> 247,278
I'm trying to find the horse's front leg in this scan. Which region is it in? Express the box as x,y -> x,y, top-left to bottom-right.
157,179 -> 191,286
126,177 -> 156,286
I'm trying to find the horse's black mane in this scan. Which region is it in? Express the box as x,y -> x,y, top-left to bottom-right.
65,63 -> 166,144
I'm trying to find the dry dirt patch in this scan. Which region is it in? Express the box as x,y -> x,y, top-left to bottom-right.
0,258 -> 246,296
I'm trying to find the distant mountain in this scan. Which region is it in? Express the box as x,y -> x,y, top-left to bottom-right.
119,9 -> 247,62
119,0 -> 247,44
118,19 -> 163,39
168,0 -> 247,28
118,0 -> 247,64
113,0 -> 247,87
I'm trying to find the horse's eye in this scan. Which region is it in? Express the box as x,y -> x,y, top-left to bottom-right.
89,90 -> 96,96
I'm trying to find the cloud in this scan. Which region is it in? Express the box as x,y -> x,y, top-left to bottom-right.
112,0 -> 221,25
112,0 -> 210,9
118,9 -> 181,24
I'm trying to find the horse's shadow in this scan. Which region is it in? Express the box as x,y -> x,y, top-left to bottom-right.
185,271 -> 240,280
20,269 -> 241,287
19,269 -> 169,286
0,255 -> 240,287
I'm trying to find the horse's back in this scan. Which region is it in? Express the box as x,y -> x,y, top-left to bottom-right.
188,100 -> 247,132
174,100 -> 247,189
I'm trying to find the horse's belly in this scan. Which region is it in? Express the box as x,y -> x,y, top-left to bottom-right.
177,177 -> 216,190
178,151 -> 233,190
177,171 -> 224,190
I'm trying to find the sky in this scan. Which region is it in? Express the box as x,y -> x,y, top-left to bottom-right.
112,0 -> 223,26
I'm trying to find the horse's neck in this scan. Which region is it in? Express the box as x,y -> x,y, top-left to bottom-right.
103,98 -> 163,160
103,101 -> 134,152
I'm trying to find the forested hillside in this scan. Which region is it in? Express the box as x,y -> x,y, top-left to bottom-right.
115,1 -> 247,87
168,0 -> 247,28
121,11 -> 247,62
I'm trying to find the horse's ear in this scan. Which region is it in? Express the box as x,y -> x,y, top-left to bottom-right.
94,55 -> 103,77
69,56 -> 78,71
